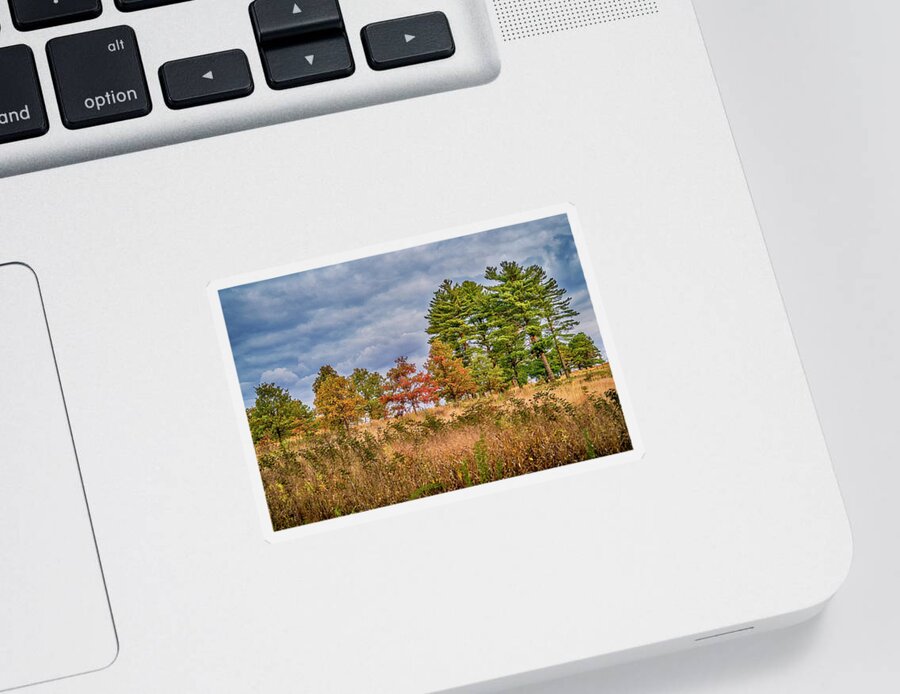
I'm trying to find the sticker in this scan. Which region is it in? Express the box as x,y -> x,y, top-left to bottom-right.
210,206 -> 637,537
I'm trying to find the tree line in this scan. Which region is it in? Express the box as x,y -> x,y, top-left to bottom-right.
247,260 -> 603,442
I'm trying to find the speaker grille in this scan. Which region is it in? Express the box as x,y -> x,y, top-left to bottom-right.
493,0 -> 659,42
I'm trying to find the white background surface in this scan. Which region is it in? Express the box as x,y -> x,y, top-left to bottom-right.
523,1 -> 900,691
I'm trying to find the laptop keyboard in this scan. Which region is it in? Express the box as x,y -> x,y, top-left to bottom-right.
0,0 -> 499,176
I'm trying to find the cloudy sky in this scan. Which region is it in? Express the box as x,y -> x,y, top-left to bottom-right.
219,214 -> 606,408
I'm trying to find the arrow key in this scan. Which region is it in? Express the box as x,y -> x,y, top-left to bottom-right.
261,34 -> 354,90
159,50 -> 254,109
250,0 -> 344,43
362,12 -> 455,71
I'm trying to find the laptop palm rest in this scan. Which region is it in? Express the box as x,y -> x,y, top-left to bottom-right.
0,264 -> 117,692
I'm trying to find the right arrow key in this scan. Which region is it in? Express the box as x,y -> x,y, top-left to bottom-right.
361,12 -> 455,71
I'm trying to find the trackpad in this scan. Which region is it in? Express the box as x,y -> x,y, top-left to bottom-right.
0,264 -> 117,691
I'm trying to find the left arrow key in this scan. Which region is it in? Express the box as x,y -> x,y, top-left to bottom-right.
159,50 -> 254,110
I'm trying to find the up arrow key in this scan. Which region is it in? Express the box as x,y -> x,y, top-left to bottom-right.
404,34 -> 415,43
251,0 -> 344,43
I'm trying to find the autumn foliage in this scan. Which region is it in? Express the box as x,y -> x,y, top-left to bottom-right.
425,340 -> 477,402
243,260 -> 625,529
258,367 -> 630,530
380,356 -> 439,416
247,261 -> 606,441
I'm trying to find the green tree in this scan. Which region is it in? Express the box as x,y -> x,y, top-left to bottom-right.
567,332 -> 602,370
468,350 -> 507,394
535,271 -> 580,377
350,367 -> 387,420
246,382 -> 313,443
483,318 -> 529,387
314,373 -> 363,430
425,279 -> 478,361
484,261 -> 555,382
461,281 -> 499,366
425,340 -> 477,402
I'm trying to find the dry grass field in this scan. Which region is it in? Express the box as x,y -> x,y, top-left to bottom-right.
257,365 -> 631,530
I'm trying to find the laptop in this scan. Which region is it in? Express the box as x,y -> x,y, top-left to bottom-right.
0,1 -> 851,691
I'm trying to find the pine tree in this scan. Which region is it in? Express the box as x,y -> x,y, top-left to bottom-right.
486,322 -> 529,387
535,271 -> 580,377
461,280 -> 496,363
567,332 -> 602,370
484,261 -> 556,382
425,340 -> 477,402
425,279 -> 476,361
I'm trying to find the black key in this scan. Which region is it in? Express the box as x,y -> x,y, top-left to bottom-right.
0,45 -> 49,145
115,0 -> 191,11
261,34 -> 353,90
47,26 -> 151,130
159,50 -> 254,109
8,0 -> 102,32
361,12 -> 455,71
250,0 -> 343,44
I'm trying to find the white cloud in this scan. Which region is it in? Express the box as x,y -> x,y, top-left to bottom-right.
259,367 -> 301,388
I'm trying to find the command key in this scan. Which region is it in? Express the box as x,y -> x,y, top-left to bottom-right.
0,45 -> 49,145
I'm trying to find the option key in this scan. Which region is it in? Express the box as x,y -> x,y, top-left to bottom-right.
47,26 -> 152,130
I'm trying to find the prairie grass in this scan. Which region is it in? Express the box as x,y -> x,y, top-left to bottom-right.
257,366 -> 631,530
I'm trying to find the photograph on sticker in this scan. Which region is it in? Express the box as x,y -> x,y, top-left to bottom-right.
217,212 -> 633,531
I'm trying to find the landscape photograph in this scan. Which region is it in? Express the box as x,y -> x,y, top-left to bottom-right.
218,213 -> 633,530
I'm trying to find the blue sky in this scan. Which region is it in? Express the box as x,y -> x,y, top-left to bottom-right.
219,214 -> 606,408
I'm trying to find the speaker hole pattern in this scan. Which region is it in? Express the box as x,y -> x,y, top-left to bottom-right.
493,0 -> 659,41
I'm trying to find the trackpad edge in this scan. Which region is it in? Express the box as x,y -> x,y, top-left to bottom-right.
0,263 -> 117,691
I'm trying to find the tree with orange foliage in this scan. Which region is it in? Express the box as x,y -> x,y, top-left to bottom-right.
426,340 -> 477,403
381,356 -> 439,416
314,373 -> 363,430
